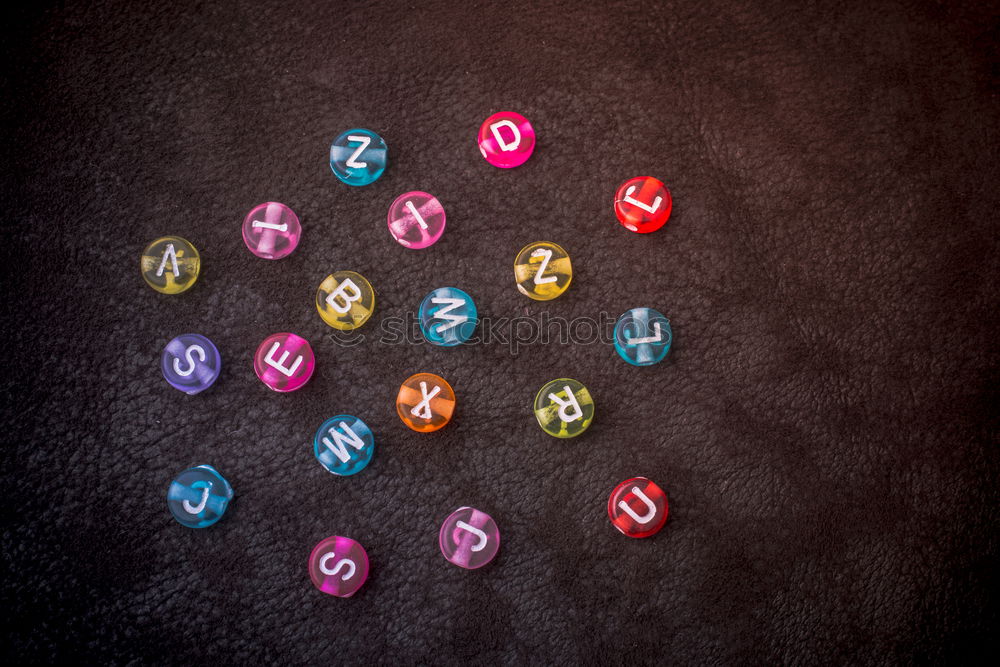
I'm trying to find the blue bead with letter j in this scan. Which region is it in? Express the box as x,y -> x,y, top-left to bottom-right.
167,465 -> 234,528
614,307 -> 672,366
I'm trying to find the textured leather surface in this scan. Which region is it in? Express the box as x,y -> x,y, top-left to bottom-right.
3,0 -> 998,663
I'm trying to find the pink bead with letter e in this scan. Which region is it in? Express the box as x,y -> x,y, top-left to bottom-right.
253,332 -> 315,392
477,111 -> 535,168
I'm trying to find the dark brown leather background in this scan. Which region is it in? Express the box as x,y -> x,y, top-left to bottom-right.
3,0 -> 998,664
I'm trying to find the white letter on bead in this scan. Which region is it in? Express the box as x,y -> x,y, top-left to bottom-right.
455,521 -> 488,552
431,298 -> 468,333
411,381 -> 441,420
627,322 -> 664,345
531,248 -> 558,285
619,487 -> 657,524
156,244 -> 180,278
173,344 -> 207,377
263,342 -> 302,377
622,185 -> 662,214
346,135 -> 371,168
490,120 -> 521,152
405,200 -> 428,229
252,219 -> 287,232
321,422 -> 367,464
325,278 -> 363,314
182,485 -> 211,514
548,386 -> 583,423
319,553 -> 356,580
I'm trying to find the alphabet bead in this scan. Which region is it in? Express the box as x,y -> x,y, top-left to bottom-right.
167,465 -> 233,528
614,308 -> 672,366
439,507 -> 500,569
141,236 -> 200,294
608,477 -> 668,538
478,111 -> 535,168
253,333 -> 315,392
396,373 -> 456,432
419,287 -> 477,346
308,536 -> 369,597
313,415 -> 375,476
241,202 -> 301,259
514,241 -> 572,301
614,176 -> 672,233
388,191 -> 446,249
316,271 -> 375,331
161,334 -> 221,394
533,378 -> 594,438
329,128 -> 387,186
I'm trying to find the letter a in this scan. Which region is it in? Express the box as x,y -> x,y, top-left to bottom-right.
156,244 -> 180,277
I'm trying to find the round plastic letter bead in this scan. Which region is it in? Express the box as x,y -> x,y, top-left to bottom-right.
308,536 -> 369,597
396,373 -> 456,432
614,177 -> 673,233
141,236 -> 200,294
439,507 -> 500,569
388,191 -> 446,249
242,202 -> 301,259
253,333 -> 315,392
330,129 -> 387,186
533,378 -> 594,438
313,415 -> 375,476
161,333 -> 221,394
419,287 -> 477,346
167,465 -> 233,528
478,111 -> 535,168
608,477 -> 669,538
316,271 -> 375,330
614,308 -> 672,366
514,241 -> 572,301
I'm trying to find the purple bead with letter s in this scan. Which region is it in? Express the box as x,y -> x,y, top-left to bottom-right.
161,334 -> 221,395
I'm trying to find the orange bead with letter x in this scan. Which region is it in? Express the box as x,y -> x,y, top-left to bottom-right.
396,373 -> 456,432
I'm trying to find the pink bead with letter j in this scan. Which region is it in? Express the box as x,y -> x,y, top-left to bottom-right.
477,111 -> 535,168
253,332 -> 315,392
439,506 -> 500,569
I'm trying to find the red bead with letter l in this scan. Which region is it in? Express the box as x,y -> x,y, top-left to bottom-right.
614,177 -> 672,233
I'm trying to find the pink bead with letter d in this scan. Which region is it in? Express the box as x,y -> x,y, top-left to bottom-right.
477,111 -> 535,168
